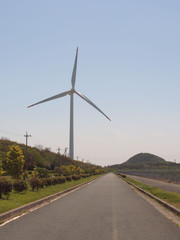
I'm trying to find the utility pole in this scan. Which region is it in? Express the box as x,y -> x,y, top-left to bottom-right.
64,148 -> 68,156
57,147 -> 61,167
24,131 -> 31,152
57,147 -> 61,154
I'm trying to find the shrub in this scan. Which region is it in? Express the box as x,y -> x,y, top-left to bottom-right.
72,175 -> 81,181
29,178 -> 36,191
0,178 -> 5,199
65,176 -> 72,182
46,178 -> 55,186
52,177 -> 58,185
1,171 -> 8,176
6,145 -> 25,179
68,165 -> 76,175
22,171 -> 29,180
54,167 -> 63,176
38,178 -> 44,188
53,173 -> 59,177
57,177 -> 66,184
61,166 -> 71,176
61,165 -> 77,176
0,178 -> 12,199
42,178 -> 48,187
3,180 -> 12,199
13,180 -> 28,192
35,168 -> 49,178
76,167 -> 84,175
81,174 -> 90,178
29,177 -> 41,191
29,175 -> 66,191
85,168 -> 91,174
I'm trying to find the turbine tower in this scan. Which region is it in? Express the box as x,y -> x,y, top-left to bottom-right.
28,48 -> 111,160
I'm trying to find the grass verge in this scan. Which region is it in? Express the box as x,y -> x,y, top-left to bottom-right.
0,175 -> 99,214
123,176 -> 180,210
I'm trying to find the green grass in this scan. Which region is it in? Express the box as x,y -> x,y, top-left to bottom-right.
124,176 -> 180,209
0,175 -> 99,214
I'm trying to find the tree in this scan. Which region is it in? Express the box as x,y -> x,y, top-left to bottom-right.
76,167 -> 84,175
92,167 -> 97,175
85,168 -> 91,174
24,151 -> 36,170
61,165 -> 76,176
6,145 -> 25,179
35,167 -> 49,178
61,166 -> 71,176
68,165 -> 76,175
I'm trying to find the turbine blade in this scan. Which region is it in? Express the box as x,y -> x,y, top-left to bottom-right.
75,90 -> 111,121
27,90 -> 70,108
71,47 -> 78,89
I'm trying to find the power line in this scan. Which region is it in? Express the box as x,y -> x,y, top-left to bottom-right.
0,128 -> 23,137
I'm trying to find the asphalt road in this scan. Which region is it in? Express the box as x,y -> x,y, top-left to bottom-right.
0,173 -> 180,240
127,175 -> 180,193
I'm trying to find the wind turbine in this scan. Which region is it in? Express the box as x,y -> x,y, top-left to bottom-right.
28,48 -> 111,160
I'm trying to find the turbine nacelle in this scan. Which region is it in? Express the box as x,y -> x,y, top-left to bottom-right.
69,89 -> 76,95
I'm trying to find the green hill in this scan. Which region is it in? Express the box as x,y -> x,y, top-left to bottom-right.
108,153 -> 179,170
125,153 -> 166,166
0,138 -> 96,170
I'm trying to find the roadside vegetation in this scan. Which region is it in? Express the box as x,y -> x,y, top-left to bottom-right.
0,140 -> 106,214
0,175 -> 99,214
118,174 -> 180,210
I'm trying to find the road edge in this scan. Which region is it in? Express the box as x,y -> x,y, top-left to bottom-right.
0,179 -> 95,222
119,176 -> 180,217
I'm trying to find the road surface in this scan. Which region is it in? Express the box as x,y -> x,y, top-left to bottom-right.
0,173 -> 180,240
127,175 -> 180,193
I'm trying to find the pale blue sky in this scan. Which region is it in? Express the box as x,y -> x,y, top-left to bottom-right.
0,0 -> 180,165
